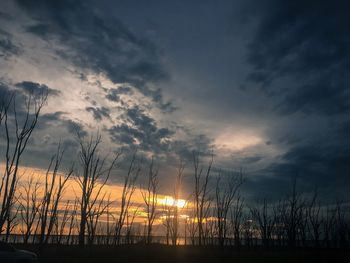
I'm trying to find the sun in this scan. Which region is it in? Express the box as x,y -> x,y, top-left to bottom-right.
158,196 -> 187,208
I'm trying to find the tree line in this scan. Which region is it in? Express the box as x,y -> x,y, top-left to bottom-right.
0,90 -> 349,248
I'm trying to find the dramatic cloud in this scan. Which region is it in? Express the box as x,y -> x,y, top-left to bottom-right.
1,0 -> 349,200
0,29 -> 20,59
105,86 -> 132,102
233,0 -> 350,199
15,0 -> 172,110
86,106 -> 110,121
15,81 -> 61,96
109,106 -> 174,153
246,0 -> 350,115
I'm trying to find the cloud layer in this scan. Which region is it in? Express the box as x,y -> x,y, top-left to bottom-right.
0,0 -> 349,200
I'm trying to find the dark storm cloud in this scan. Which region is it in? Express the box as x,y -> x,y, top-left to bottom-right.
0,10 -> 20,58
109,106 -> 213,162
38,111 -> 87,137
0,29 -> 20,59
63,119 -> 87,137
242,175 -> 291,201
15,81 -> 61,96
145,124 -> 214,163
233,0 -> 350,199
0,82 -> 11,98
105,86 -> 132,102
170,133 -> 213,162
239,155 -> 263,164
243,144 -> 350,201
15,0 -> 174,111
109,106 -> 174,153
2,0 -> 349,200
246,0 -> 350,115
144,88 -> 177,113
85,106 -> 110,121
251,134 -> 350,199
39,111 -> 65,123
109,124 -> 137,145
337,121 -> 350,140
0,81 -> 47,113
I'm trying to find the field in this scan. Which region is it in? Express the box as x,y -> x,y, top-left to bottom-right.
14,244 -> 350,263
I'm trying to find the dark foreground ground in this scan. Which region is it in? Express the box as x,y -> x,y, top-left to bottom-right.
15,244 -> 350,263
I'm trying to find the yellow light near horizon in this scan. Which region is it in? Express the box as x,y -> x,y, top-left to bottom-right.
158,196 -> 187,208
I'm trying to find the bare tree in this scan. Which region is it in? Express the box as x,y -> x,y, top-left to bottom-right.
87,192 -> 112,245
36,143 -> 73,245
282,177 -> 305,248
169,161 -> 185,246
307,188 -> 322,248
0,91 -> 12,127
334,199 -> 348,248
66,198 -> 79,245
4,193 -> 21,242
162,202 -> 172,245
76,132 -> 119,246
0,91 -> 47,233
140,158 -> 159,244
230,194 -> 244,248
192,152 -> 212,246
125,206 -> 139,244
272,199 -> 287,247
250,198 -> 275,248
186,207 -> 197,245
114,153 -> 139,245
215,169 -> 243,247
19,174 -> 41,244
56,200 -> 71,245
105,199 -> 113,245
323,205 -> 336,248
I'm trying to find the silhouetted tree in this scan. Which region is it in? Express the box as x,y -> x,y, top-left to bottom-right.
230,194 -> 244,248
37,143 -> 73,245
215,169 -> 243,247
87,192 -> 112,245
0,90 -> 47,233
250,198 -> 275,248
192,152 -> 212,246
140,158 -> 159,244
115,153 -> 139,245
282,178 -> 306,248
19,174 -> 40,244
169,161 -> 185,246
125,206 -> 139,244
76,132 -> 119,246
307,188 -> 322,248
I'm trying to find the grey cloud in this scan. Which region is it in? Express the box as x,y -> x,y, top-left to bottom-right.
61,119 -> 87,137
109,124 -> 141,145
39,111 -> 66,124
260,138 -> 350,196
170,133 -> 213,162
85,106 -> 110,121
38,111 -> 87,137
15,81 -> 61,97
0,82 -> 11,99
144,88 -> 177,113
109,106 -> 174,153
0,29 -> 20,59
105,86 -> 132,102
239,155 -> 263,164
246,0 -> 350,115
16,0 -> 173,111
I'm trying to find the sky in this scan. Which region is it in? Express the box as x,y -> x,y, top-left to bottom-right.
1,0 -> 350,201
